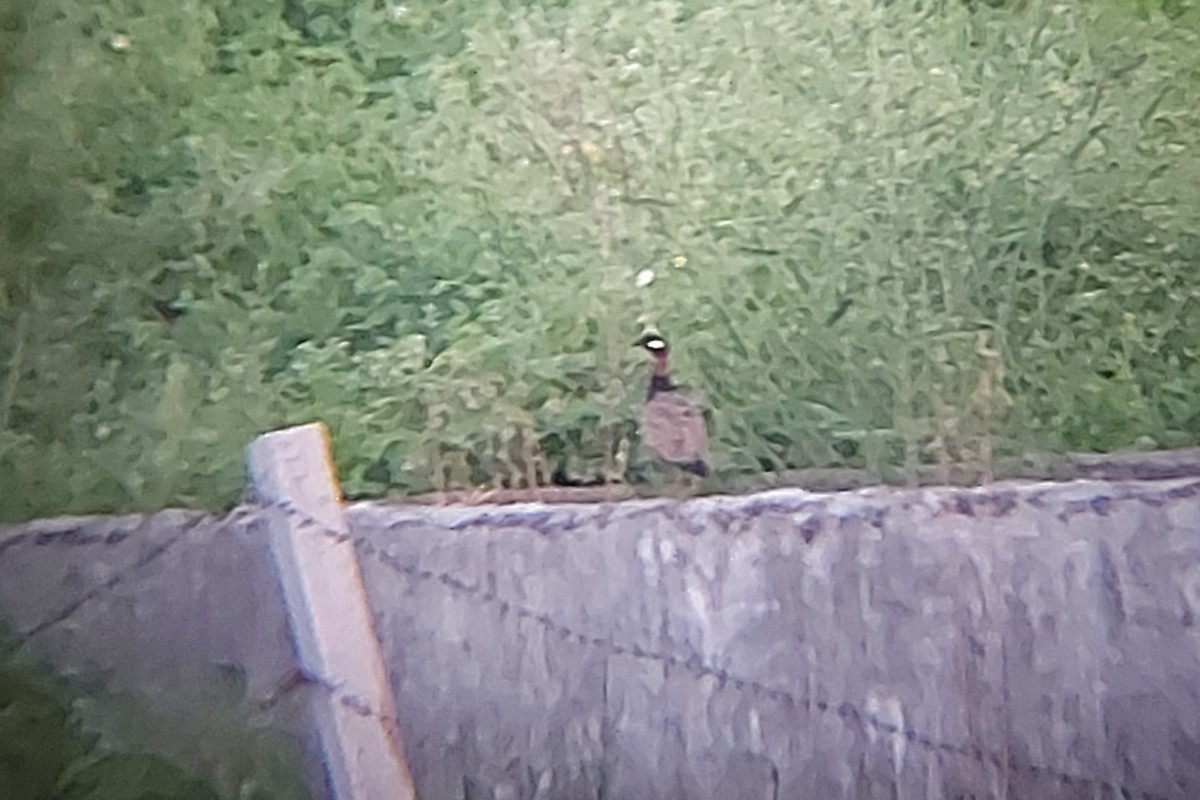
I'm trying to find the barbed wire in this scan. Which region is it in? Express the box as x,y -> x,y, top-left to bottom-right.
2,498 -> 1172,800
267,499 -> 1166,800
6,513 -> 209,646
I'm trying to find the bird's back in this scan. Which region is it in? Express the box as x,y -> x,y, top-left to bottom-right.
641,390 -> 708,467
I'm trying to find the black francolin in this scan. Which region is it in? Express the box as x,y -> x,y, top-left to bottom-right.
634,332 -> 709,479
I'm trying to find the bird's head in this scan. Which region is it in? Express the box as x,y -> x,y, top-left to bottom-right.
634,332 -> 669,357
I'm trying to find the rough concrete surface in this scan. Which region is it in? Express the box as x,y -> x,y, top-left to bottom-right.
348,478 -> 1200,800
0,507 -> 323,798
3,476 -> 1200,800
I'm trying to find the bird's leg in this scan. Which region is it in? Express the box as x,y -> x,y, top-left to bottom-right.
669,465 -> 687,501
682,470 -> 707,498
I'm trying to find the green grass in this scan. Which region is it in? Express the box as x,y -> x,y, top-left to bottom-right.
1,0 -> 1199,520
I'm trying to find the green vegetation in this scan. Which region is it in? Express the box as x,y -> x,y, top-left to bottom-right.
0,633 -> 308,800
1,0 -> 1198,520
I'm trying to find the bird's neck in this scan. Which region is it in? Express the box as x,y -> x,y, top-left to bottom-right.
648,357 -> 675,398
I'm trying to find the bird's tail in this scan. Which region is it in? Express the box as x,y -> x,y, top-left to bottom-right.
683,460 -> 709,478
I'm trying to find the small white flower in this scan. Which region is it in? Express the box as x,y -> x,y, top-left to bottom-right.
108,33 -> 132,52
635,269 -> 655,288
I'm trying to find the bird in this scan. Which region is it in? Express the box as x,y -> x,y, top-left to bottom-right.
634,332 -> 709,479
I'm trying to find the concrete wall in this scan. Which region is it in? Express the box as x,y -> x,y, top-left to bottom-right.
348,479 -> 1200,800
0,507 -> 321,799
3,476 -> 1200,800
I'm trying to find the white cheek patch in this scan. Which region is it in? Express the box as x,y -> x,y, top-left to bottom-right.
646,339 -> 666,351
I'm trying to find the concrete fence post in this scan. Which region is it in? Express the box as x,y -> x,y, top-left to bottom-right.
245,422 -> 417,800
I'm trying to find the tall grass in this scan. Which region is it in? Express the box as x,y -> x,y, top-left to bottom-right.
1,0 -> 1198,519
